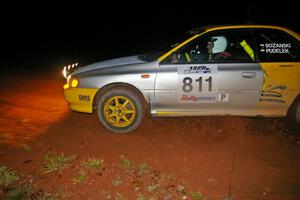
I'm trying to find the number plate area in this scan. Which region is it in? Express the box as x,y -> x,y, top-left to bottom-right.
178,65 -> 226,103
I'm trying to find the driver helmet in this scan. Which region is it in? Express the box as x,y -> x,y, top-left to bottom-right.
211,36 -> 228,53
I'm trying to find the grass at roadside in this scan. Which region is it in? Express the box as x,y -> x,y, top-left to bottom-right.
42,152 -> 75,175
1,155 -> 207,200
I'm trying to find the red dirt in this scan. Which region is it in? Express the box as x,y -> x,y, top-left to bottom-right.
1,69 -> 300,200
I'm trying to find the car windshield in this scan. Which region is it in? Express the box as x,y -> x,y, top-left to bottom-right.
139,32 -> 198,61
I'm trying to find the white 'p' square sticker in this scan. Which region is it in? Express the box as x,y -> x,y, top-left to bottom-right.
218,93 -> 229,102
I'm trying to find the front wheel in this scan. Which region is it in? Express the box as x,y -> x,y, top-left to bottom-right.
97,87 -> 145,134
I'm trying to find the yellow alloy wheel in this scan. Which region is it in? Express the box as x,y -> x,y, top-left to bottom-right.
103,96 -> 136,128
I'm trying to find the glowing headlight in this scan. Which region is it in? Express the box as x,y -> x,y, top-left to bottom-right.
63,83 -> 69,89
65,76 -> 79,88
71,78 -> 79,88
62,63 -> 80,79
62,66 -> 67,79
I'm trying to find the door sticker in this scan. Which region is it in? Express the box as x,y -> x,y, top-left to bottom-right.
260,70 -> 287,104
178,65 -> 222,103
218,93 -> 229,102
260,43 -> 291,54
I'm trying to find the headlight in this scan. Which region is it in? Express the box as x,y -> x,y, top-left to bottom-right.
71,78 -> 79,87
63,83 -> 69,89
63,77 -> 79,89
62,66 -> 67,78
62,63 -> 80,79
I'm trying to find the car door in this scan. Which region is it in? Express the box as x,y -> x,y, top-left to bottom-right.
254,28 -> 300,116
152,29 -> 264,116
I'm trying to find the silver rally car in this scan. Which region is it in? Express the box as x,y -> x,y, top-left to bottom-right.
63,25 -> 300,133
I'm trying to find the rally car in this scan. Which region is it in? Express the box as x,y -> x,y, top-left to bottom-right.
63,25 -> 300,133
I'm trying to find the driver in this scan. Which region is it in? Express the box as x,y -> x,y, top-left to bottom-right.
208,36 -> 232,61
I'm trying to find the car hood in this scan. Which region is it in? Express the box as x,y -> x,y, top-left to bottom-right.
72,55 -> 146,76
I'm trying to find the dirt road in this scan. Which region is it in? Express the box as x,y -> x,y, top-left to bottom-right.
0,70 -> 300,200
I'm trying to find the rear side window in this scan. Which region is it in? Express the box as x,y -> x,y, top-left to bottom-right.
254,29 -> 300,62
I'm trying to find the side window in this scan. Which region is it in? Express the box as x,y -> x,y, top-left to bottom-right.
254,29 -> 300,62
162,29 -> 256,64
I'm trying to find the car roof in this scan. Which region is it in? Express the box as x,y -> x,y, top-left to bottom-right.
189,25 -> 300,40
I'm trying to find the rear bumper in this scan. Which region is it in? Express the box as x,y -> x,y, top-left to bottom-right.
63,85 -> 99,113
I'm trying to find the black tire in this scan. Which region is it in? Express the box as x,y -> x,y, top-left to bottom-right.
97,86 -> 145,134
287,95 -> 300,130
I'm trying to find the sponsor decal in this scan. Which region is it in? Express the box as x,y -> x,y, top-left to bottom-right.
179,94 -> 217,103
79,94 -> 90,102
178,65 -> 219,103
260,85 -> 287,104
182,65 -> 218,74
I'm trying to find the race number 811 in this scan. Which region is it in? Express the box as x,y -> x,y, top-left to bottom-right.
182,76 -> 212,93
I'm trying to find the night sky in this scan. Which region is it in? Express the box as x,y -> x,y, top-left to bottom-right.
1,1 -> 299,70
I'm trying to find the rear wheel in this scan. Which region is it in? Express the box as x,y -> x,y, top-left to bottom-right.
97,87 -> 145,133
287,95 -> 300,130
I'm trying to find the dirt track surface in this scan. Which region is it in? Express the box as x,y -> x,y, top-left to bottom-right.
1,70 -> 300,200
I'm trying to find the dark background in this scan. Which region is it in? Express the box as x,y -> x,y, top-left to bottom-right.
1,1 -> 299,71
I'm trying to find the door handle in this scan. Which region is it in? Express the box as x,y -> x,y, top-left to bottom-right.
242,72 -> 256,79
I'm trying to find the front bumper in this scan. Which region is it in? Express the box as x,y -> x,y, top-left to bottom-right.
63,84 -> 99,113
